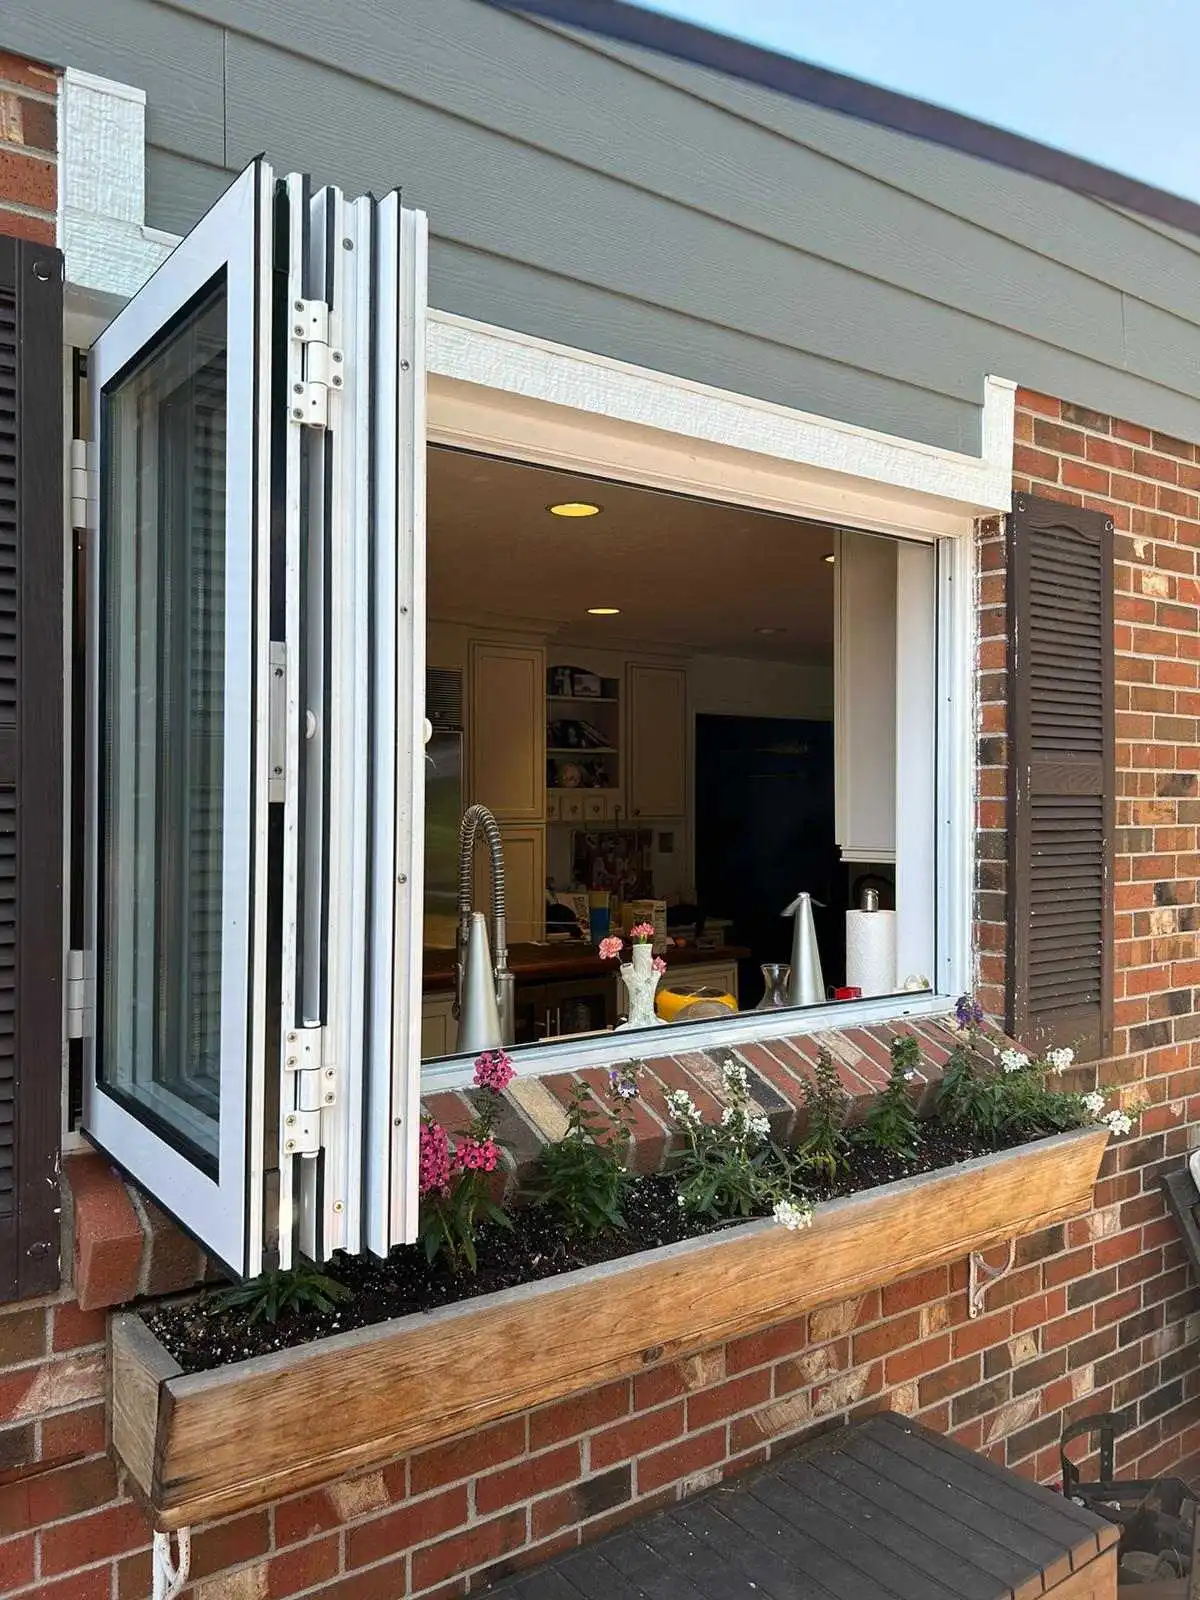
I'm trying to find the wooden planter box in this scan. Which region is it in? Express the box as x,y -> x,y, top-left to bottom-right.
111,1126 -> 1108,1529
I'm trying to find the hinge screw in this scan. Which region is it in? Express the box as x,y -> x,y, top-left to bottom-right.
332,350 -> 343,362
325,1068 -> 335,1079
294,300 -> 304,311
323,1092 -> 335,1104
400,359 -> 410,371
284,1139 -> 295,1152
292,407 -> 304,420
285,1114 -> 296,1126
334,1200 -> 344,1212
293,383 -> 303,395
393,1117 -> 403,1127
286,1055 -> 296,1068
342,237 -> 353,250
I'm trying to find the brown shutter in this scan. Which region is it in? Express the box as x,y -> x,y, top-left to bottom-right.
0,236 -> 63,1302
1007,493 -> 1114,1061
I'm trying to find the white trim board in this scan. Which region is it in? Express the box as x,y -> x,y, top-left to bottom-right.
427,312 -> 1014,540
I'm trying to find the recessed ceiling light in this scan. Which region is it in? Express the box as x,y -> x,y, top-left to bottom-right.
549,501 -> 602,518
755,626 -> 785,636
823,552 -> 836,564
587,607 -> 621,616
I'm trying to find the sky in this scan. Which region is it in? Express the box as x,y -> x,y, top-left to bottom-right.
638,0 -> 1200,202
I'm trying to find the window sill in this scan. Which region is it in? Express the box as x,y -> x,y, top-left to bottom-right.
110,1124 -> 1108,1530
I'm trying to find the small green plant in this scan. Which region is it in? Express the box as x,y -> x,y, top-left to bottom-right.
936,1040 -> 1004,1140
213,1261 -> 351,1326
854,1034 -> 922,1162
525,1074 -> 635,1237
667,1056 -> 807,1225
418,1051 -> 516,1274
797,1047 -> 852,1183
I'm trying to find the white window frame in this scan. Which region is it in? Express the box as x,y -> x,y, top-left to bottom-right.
418,312 -> 1010,1090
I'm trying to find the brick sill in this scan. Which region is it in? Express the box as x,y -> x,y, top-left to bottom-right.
111,1124 -> 1108,1532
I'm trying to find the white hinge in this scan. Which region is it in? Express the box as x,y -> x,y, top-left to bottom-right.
268,641 -> 287,802
281,1025 -> 335,1158
70,440 -> 97,532
65,949 -> 93,1039
288,298 -> 343,430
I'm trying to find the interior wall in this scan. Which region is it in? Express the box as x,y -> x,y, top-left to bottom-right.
688,653 -> 833,722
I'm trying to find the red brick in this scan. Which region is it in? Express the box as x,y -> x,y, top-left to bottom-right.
636,1425 -> 726,1494
725,1315 -> 807,1374
66,1153 -> 143,1310
187,1511 -> 270,1581
918,1354 -> 982,1408
476,1444 -> 581,1516
0,52 -> 56,93
411,1418 -> 526,1494
40,1499 -> 150,1574
0,205 -> 53,242
26,1455 -> 120,1523
345,1485 -> 466,1570
854,1311 -> 920,1365
530,1465 -> 634,1540
0,1306 -> 45,1365
267,1534 -> 340,1597
529,1381 -> 629,1450
412,1509 -> 527,1590
299,1555 -> 407,1600
591,1402 -> 685,1471
882,1266 -> 949,1316
0,146 -> 53,209
0,1533 -> 35,1592
51,1302 -> 108,1352
139,1196 -> 207,1295
686,1370 -> 770,1431
24,1569 -> 113,1600
885,1335 -> 951,1385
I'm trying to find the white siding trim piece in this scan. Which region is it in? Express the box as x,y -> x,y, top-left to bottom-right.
58,69 -> 176,308
428,311 -> 1015,537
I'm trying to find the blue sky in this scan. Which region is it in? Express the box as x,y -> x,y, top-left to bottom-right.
639,0 -> 1200,201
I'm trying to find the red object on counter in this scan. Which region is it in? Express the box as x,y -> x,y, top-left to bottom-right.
833,986 -> 862,1000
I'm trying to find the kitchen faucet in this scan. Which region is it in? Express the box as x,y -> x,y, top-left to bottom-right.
455,803 -> 515,1049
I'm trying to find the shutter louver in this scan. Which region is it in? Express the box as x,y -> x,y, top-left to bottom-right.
1008,493 -> 1114,1061
0,237 -> 62,1303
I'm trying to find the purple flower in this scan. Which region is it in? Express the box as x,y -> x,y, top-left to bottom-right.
955,994 -> 984,1031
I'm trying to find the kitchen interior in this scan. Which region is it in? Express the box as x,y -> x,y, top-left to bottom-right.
421,446 -> 929,1062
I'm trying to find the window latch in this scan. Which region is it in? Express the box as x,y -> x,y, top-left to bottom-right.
288,298 -> 343,430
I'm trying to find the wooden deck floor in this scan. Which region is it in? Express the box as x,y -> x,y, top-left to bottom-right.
488,1413 -> 1118,1599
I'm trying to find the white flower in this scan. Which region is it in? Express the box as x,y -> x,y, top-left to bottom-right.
1048,1047 -> 1075,1075
665,1088 -> 702,1131
773,1198 -> 813,1232
1082,1091 -> 1106,1119
999,1048 -> 1030,1074
750,1113 -> 771,1141
721,1058 -> 750,1100
1104,1109 -> 1133,1138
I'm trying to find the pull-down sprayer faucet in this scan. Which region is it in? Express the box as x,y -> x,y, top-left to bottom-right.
454,803 -> 515,1050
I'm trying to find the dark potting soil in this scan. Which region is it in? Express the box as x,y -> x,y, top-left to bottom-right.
145,1119 -> 1046,1375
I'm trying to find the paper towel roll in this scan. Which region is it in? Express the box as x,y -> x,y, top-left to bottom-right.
845,909 -> 897,997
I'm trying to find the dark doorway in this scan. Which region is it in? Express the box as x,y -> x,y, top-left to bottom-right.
695,714 -> 841,1006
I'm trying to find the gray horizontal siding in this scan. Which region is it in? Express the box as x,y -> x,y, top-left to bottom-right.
11,0 -> 1200,447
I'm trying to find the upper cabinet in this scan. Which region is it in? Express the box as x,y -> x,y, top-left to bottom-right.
468,640 -> 546,820
834,530 -> 897,863
627,662 -> 688,819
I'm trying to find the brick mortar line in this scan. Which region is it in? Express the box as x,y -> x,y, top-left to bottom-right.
0,197 -> 54,222
0,80 -> 56,106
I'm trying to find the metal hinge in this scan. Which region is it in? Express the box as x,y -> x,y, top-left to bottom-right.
281,1025 -> 335,1157
70,440 -> 97,532
66,949 -> 93,1039
288,298 -> 343,429
268,641 -> 287,802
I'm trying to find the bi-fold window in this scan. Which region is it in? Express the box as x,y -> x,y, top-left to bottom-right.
82,162 -> 427,1278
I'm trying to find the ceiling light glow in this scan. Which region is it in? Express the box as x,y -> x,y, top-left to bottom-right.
587,606 -> 621,616
549,501 -> 602,518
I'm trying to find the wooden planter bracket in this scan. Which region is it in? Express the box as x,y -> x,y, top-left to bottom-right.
968,1238 -> 1017,1318
151,1528 -> 191,1600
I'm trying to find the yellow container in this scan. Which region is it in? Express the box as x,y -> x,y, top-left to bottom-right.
655,981 -> 738,1022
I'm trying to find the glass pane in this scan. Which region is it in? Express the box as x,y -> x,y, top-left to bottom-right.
100,281 -> 228,1172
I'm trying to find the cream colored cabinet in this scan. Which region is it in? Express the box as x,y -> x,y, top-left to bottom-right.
421,992 -> 458,1060
627,662 -> 687,819
475,823 -> 545,945
834,530 -> 897,863
469,640 -> 546,821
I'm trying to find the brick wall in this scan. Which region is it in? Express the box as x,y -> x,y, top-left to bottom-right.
0,109 -> 1197,1591
0,50 -> 57,244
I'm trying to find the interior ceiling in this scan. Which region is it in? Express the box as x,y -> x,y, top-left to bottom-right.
427,447 -> 837,665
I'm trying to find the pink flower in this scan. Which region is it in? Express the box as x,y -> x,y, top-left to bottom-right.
630,922 -> 655,942
419,1119 -> 452,1197
474,1049 -> 515,1094
454,1135 -> 499,1174
652,955 -> 667,976
598,935 -> 624,961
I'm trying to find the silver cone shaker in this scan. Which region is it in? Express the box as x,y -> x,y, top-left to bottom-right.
457,911 -> 504,1053
782,891 -> 824,1006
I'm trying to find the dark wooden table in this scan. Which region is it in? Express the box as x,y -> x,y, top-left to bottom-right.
487,1412 -> 1119,1599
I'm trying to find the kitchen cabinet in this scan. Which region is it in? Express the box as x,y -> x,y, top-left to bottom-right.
834,530 -> 896,863
421,992 -> 458,1060
627,662 -> 687,819
469,640 -> 546,821
476,823 -> 545,945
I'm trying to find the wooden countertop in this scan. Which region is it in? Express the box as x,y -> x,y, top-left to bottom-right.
422,941 -> 750,993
